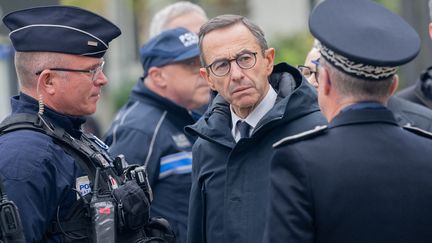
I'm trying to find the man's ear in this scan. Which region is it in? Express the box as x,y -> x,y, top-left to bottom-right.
264,48 -> 275,75
148,67 -> 167,88
429,22 -> 432,40
320,67 -> 331,96
38,70 -> 55,95
389,74 -> 399,96
200,67 -> 216,90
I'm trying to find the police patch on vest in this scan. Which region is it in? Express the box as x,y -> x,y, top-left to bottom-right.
172,134 -> 191,148
76,176 -> 91,199
159,151 -> 192,179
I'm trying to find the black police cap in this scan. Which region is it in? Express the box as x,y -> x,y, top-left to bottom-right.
2,6 -> 121,58
309,0 -> 420,80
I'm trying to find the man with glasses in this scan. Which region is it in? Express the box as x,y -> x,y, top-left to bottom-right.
298,40 -> 321,88
185,14 -> 326,243
0,5 -> 121,241
264,1 -> 432,242
104,27 -> 208,243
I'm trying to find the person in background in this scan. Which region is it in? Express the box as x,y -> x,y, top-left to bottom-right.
298,39 -> 320,88
104,27 -> 207,243
149,1 -> 208,37
264,1 -> 432,242
185,14 -> 326,243
149,0 -> 209,117
396,0 -> 432,109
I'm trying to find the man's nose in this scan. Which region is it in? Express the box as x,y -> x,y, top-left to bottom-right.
230,61 -> 245,81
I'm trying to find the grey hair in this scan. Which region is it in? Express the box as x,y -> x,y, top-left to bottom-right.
198,14 -> 268,66
320,57 -> 394,101
15,52 -> 64,89
149,1 -> 207,37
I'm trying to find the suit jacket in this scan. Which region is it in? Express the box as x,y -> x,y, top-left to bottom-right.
264,107 -> 432,243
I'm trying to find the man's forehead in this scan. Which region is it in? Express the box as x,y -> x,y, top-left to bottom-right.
201,25 -> 260,61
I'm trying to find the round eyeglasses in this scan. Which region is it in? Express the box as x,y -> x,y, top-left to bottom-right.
35,61 -> 105,82
298,65 -> 317,79
205,51 -> 258,77
298,58 -> 320,81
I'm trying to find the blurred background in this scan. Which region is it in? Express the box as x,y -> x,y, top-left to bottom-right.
0,0 -> 431,132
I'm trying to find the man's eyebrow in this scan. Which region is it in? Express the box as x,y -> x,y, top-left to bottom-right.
88,60 -> 104,69
210,49 -> 255,63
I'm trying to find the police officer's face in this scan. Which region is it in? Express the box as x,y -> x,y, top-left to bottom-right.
158,57 -> 209,110
200,23 -> 275,118
48,55 -> 107,116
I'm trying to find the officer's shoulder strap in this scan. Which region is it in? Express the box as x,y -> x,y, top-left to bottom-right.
273,125 -> 328,148
0,113 -> 98,182
402,123 -> 432,139
0,113 -> 46,134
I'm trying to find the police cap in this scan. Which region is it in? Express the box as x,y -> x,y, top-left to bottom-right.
309,0 -> 420,80
2,6 -> 121,58
140,27 -> 199,77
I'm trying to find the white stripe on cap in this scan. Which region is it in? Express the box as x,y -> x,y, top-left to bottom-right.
9,24 -> 108,48
81,49 -> 108,56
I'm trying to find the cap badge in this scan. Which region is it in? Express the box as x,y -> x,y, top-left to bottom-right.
87,40 -> 98,47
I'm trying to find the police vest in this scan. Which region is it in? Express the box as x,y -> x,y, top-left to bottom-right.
0,113 -> 175,243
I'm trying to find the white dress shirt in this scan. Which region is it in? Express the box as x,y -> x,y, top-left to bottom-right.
231,86 -> 277,142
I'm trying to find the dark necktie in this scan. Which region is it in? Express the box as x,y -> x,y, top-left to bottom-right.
237,120 -> 251,139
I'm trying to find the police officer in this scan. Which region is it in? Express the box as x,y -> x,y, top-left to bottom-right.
301,41 -> 432,132
105,27 -> 207,243
0,6 -> 146,242
264,0 -> 432,243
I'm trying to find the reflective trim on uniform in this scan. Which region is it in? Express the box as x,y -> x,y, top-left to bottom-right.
159,151 -> 192,179
144,111 -> 167,168
111,101 -> 139,145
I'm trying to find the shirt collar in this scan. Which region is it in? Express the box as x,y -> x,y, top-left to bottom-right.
230,86 -> 277,140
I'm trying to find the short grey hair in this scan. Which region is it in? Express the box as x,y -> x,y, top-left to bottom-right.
149,1 -> 207,37
198,14 -> 268,66
320,57 -> 394,101
15,52 -> 64,89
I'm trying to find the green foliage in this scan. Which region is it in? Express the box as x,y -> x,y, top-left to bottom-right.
375,0 -> 400,14
111,80 -> 136,111
270,32 -> 315,66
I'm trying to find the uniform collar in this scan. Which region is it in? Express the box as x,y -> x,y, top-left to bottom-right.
11,92 -> 86,138
330,106 -> 398,129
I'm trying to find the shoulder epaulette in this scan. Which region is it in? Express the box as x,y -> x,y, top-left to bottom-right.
402,123 -> 432,139
273,125 -> 328,148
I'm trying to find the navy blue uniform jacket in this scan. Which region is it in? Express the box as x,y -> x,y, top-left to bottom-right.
185,63 -> 327,243
264,107 -> 432,243
0,93 -> 85,242
105,79 -> 197,243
